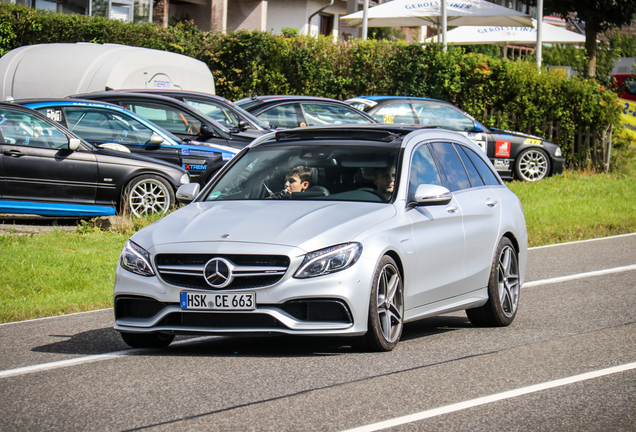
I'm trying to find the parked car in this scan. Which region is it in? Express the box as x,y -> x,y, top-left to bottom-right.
103,89 -> 273,132
235,95 -> 376,129
17,99 -> 237,186
71,91 -> 266,150
113,125 -> 527,352
346,96 -> 565,182
0,102 -> 190,217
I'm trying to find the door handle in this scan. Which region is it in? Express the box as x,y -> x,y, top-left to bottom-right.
3,150 -> 23,157
486,199 -> 498,207
446,205 -> 459,213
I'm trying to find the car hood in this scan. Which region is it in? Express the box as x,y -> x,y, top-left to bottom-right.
133,200 -> 396,252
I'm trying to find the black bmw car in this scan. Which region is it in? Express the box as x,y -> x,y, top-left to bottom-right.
0,102 -> 190,217
71,91 -> 266,150
100,89 -> 273,133
346,96 -> 565,181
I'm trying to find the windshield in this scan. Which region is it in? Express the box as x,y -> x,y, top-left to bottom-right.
204,143 -> 400,203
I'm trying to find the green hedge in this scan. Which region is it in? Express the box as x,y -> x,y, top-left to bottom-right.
0,3 -> 623,168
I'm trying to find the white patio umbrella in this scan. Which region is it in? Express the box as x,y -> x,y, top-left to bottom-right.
423,19 -> 585,45
341,0 -> 534,29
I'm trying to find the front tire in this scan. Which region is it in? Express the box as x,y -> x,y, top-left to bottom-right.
120,332 -> 175,348
514,148 -> 550,182
359,256 -> 404,352
119,175 -> 175,217
466,237 -> 520,327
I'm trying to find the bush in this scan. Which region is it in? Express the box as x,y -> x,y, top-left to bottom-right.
0,3 -> 623,170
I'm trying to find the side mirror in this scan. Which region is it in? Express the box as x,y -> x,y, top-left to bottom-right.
230,121 -> 249,133
200,124 -> 215,137
176,182 -> 201,204
412,184 -> 452,206
472,122 -> 485,133
69,138 -> 81,151
150,133 -> 164,145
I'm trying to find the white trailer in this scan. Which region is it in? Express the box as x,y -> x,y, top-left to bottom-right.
0,43 -> 215,100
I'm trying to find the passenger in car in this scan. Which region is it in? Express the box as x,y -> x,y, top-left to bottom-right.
269,165 -> 312,199
372,166 -> 396,200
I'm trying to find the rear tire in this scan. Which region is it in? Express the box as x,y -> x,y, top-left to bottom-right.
120,332 -> 174,349
466,237 -> 520,327
358,256 -> 404,352
119,175 -> 175,217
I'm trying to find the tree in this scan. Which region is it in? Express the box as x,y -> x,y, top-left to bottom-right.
521,0 -> 636,78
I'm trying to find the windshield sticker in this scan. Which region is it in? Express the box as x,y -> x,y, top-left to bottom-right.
208,191 -> 221,200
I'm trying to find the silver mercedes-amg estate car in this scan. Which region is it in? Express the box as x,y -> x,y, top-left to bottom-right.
114,125 -> 527,352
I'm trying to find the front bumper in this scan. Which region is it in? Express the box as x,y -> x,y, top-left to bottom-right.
113,243 -> 376,337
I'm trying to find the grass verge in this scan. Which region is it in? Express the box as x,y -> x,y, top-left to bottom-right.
508,170 -> 636,246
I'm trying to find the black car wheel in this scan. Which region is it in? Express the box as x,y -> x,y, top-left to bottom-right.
514,148 -> 550,182
120,175 -> 175,217
359,255 -> 404,352
121,332 -> 175,348
466,237 -> 520,327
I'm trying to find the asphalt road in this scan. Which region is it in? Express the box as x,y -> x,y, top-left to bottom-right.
1,234 -> 635,431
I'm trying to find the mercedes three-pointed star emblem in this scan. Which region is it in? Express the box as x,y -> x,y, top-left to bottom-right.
204,257 -> 233,288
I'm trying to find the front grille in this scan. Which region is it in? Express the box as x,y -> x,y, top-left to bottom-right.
155,254 -> 290,290
115,296 -> 168,319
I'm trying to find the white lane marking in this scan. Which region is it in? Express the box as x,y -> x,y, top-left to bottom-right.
0,351 -> 132,379
0,308 -> 113,327
529,232 -> 636,250
0,336 -> 218,380
342,361 -> 636,432
523,264 -> 636,288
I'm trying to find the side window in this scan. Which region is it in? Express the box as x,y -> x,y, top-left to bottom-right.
184,98 -> 241,128
409,144 -> 442,200
62,107 -> 154,145
413,103 -> 475,131
122,102 -> 203,136
460,145 -> 501,186
430,142 -> 471,192
373,103 -> 416,124
455,143 -> 484,187
300,103 -> 371,126
0,109 -> 68,149
258,104 -> 300,128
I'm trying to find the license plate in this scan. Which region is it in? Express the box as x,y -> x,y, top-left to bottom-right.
180,291 -> 256,310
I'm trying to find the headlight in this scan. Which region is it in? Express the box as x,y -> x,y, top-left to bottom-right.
555,147 -> 562,157
120,240 -> 155,276
180,173 -> 191,185
294,243 -> 362,279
